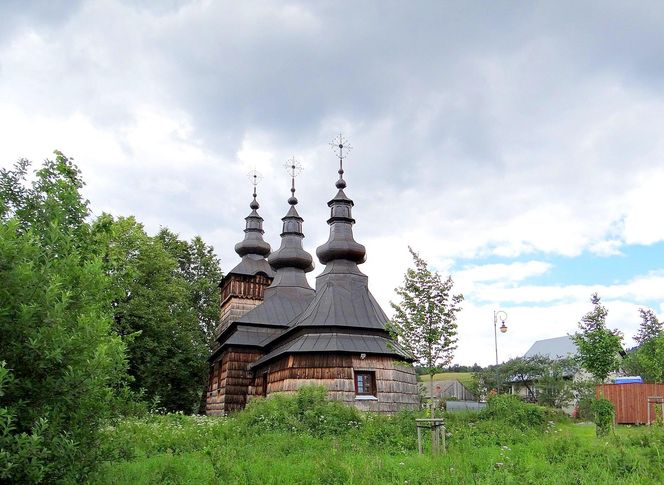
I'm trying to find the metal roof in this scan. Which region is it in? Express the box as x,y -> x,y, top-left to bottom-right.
523,336 -> 578,360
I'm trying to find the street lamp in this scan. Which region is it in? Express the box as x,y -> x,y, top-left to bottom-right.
493,310 -> 508,366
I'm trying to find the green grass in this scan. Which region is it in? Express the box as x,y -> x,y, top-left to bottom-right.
418,372 -> 474,386
89,389 -> 664,485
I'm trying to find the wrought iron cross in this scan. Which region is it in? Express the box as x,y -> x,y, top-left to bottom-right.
247,168 -> 263,198
329,133 -> 352,179
283,157 -> 303,198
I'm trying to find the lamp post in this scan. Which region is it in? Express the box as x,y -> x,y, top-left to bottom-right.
493,310 -> 508,394
493,310 -> 508,366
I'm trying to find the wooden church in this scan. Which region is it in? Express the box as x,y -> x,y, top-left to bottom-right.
205,139 -> 419,414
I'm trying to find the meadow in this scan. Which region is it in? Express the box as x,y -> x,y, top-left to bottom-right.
90,388 -> 664,484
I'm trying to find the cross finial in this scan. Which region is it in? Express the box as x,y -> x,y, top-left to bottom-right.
329,133 -> 352,189
247,168 -> 263,206
283,157 -> 303,205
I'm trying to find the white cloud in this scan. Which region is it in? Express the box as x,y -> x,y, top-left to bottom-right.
2,0 -> 664,366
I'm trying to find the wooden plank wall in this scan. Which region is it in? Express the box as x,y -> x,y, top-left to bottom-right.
248,354 -> 419,413
596,383 -> 664,424
206,348 -> 263,415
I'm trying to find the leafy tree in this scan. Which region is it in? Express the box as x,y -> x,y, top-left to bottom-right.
624,308 -> 664,382
156,228 -> 223,344
91,215 -> 209,413
634,308 -> 663,345
389,247 -> 463,416
571,293 -> 623,382
472,356 -> 576,408
0,155 -> 127,482
536,357 -> 578,408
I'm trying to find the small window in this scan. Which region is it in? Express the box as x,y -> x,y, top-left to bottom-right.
354,371 -> 376,396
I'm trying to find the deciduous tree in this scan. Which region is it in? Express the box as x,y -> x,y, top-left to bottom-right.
571,293 -> 623,382
92,216 -> 209,413
624,308 -> 664,382
389,247 -> 463,415
0,154 -> 127,482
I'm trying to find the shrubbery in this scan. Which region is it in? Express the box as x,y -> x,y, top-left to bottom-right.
592,398 -> 615,436
91,387 -> 664,484
480,394 -> 564,430
235,386 -> 362,437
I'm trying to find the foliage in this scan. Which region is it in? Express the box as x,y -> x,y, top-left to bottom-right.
389,247 -> 463,413
235,386 -> 363,437
472,356 -> 576,408
389,247 -> 463,374
571,293 -> 623,382
592,398 -> 615,437
0,155 -> 127,483
572,380 -> 596,421
156,228 -> 223,345
634,308 -> 663,345
480,394 -> 563,430
91,388 -> 664,484
91,215 -> 209,413
623,308 -> 664,382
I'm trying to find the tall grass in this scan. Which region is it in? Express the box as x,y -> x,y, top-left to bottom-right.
90,388 -> 664,484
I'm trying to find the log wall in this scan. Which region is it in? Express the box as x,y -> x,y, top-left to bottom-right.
214,273 -> 271,339
206,348 -> 263,415
596,383 -> 664,424
249,353 -> 419,413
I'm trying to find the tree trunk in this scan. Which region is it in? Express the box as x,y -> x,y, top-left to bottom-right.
430,373 -> 434,418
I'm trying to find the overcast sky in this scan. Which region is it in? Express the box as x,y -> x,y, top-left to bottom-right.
2,0 -> 664,366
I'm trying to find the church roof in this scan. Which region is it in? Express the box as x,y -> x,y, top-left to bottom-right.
235,284 -> 314,326
227,183 -> 275,279
225,163 -> 315,344
250,139 -> 409,363
250,332 -> 414,369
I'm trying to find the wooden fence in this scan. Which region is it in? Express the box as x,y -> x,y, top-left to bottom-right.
596,383 -> 664,424
429,379 -> 477,401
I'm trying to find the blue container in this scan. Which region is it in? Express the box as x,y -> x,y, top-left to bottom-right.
614,376 -> 643,384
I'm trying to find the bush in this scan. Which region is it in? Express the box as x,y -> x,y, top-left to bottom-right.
0,156 -> 128,483
236,386 -> 362,437
592,398 -> 614,436
480,394 -> 562,429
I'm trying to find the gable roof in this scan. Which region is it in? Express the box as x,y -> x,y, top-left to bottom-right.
524,335 -> 578,360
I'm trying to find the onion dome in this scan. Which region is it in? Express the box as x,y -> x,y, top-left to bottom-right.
234,188 -> 271,258
315,141 -> 366,265
268,182 -> 314,273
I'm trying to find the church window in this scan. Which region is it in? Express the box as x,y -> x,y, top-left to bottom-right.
354,371 -> 376,396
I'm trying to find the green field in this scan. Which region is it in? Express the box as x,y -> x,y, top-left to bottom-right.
89,388 -> 664,484
418,372 -> 474,386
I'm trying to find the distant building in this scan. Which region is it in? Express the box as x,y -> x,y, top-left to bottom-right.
523,335 -> 578,360
511,335 -> 584,406
205,143 -> 419,415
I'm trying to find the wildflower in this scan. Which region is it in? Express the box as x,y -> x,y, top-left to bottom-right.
399,462 -> 405,466
495,462 -> 504,468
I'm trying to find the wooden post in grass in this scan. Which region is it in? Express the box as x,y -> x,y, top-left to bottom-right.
416,418 -> 446,454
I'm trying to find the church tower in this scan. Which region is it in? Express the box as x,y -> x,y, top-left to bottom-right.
206,172 -> 274,414
248,136 -> 418,412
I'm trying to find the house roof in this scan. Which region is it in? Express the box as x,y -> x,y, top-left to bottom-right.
524,335 -> 578,360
